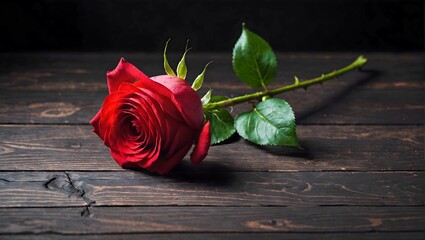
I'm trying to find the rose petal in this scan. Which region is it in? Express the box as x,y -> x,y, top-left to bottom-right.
94,59 -> 208,174
190,121 -> 211,165
147,143 -> 192,175
106,58 -> 151,94
133,81 -> 183,123
151,75 -> 204,130
164,124 -> 194,159
110,149 -> 149,167
98,92 -> 163,168
89,109 -> 102,137
97,91 -> 129,144
108,60 -> 182,118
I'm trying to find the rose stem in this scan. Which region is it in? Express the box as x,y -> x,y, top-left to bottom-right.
203,55 -> 367,111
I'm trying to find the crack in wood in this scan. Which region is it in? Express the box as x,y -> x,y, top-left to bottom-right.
42,172 -> 95,217
0,177 -> 10,182
63,172 -> 85,197
80,202 -> 95,218
43,176 -> 57,189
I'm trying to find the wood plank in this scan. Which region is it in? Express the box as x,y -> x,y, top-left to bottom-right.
0,171 -> 422,207
0,53 -> 423,91
0,125 -> 422,171
214,87 -> 424,124
0,206 -> 423,234
0,53 -> 423,125
0,52 -> 423,239
0,90 -> 103,124
3,232 -> 425,240
1,87 -> 422,124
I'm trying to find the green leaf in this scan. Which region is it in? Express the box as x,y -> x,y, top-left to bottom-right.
177,41 -> 190,79
232,24 -> 277,89
192,61 -> 212,91
163,38 -> 176,76
201,89 -> 212,106
205,108 -> 236,144
234,98 -> 299,147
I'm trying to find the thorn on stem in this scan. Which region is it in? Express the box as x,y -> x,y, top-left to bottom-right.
294,76 -> 300,85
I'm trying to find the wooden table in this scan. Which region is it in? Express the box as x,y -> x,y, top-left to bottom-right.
0,52 -> 423,239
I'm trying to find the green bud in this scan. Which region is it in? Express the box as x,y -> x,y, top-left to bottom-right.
163,38 -> 176,76
192,61 -> 212,91
177,40 -> 191,79
201,89 -> 212,106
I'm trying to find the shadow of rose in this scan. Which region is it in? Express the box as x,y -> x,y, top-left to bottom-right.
129,160 -> 237,187
247,140 -> 315,160
297,68 -> 382,122
165,161 -> 237,187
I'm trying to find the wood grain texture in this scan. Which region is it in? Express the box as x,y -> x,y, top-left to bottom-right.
0,53 -> 423,124
0,171 -> 422,207
3,233 -> 425,240
0,52 -> 423,239
0,206 -> 423,234
0,53 -> 423,90
0,125 -> 422,171
1,88 -> 422,124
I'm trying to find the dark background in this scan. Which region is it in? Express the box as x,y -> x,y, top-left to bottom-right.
1,0 -> 423,52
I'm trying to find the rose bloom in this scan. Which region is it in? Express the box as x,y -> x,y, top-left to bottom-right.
90,58 -> 210,175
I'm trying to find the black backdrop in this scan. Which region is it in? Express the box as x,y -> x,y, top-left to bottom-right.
1,0 -> 423,52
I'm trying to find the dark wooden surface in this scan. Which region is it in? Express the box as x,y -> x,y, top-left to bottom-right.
0,52 -> 423,239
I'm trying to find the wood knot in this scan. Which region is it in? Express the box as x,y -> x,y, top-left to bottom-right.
245,218 -> 313,231
0,145 -> 14,155
29,102 -> 80,118
70,143 -> 82,149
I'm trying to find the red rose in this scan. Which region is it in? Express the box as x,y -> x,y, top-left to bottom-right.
90,58 -> 211,175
